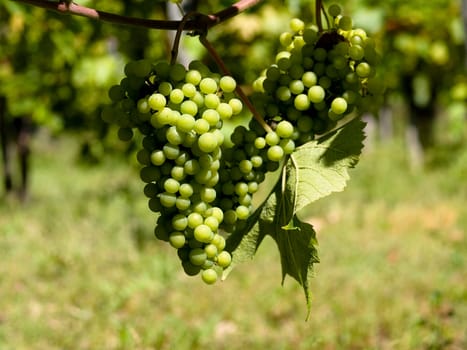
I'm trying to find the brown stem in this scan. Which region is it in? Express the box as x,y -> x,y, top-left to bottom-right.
315,0 -> 323,32
12,0 -> 262,31
199,36 -> 272,134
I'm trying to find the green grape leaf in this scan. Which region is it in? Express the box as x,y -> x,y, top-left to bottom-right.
225,117 -> 365,317
288,117 -> 366,214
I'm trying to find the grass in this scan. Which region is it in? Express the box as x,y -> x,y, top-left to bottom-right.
0,130 -> 466,349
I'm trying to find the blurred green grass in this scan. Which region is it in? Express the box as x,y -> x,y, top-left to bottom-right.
0,132 -> 466,350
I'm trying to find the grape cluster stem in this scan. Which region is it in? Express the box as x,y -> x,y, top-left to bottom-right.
199,36 -> 272,134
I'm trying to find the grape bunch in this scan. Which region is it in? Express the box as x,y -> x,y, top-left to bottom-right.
102,60 -> 245,284
251,4 -> 381,146
102,5 -> 381,285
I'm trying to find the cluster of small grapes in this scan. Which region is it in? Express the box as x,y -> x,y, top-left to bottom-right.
214,116 -> 296,233
103,60 -> 244,284
251,4 -> 380,146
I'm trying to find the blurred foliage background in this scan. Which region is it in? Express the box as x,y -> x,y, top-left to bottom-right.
0,0 -> 466,348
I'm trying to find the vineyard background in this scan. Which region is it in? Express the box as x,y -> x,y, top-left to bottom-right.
1,0 -> 466,349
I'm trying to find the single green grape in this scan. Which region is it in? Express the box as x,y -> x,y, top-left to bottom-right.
201,268 -> 218,284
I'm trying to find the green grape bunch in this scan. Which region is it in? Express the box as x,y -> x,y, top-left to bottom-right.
103,60 -> 245,284
251,4 -> 382,146
101,4 -> 381,287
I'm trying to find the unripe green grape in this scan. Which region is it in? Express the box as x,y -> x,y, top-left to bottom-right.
188,212 -> 204,229
239,159 -> 253,174
308,85 -> 325,103
290,18 -> 305,33
137,98 -> 150,114
217,251 -> 232,268
194,118 -> 210,134
276,120 -> 294,138
171,214 -> 188,231
204,216 -> 220,231
166,126 -> 184,145
251,155 -> 263,168
148,93 -> 166,110
248,181 -> 259,193
331,97 -> 348,114
159,192 -> 177,207
169,231 -> 186,249
169,89 -> 184,104
185,69 -> 202,85
158,81 -> 172,96
217,103 -> 233,120
182,83 -> 197,98
328,4 -> 342,17
204,243 -> 218,259
280,139 -> 296,154
207,207 -> 224,223
212,234 -> 226,251
294,94 -> 310,111
169,63 -> 186,82
179,183 -> 194,198
170,166 -> 186,181
301,71 -> 317,87
194,224 -> 214,243
279,31 -> 293,47
199,78 -> 218,94
189,248 -> 207,266
313,48 -> 327,61
235,182 -> 249,197
184,159 -> 200,175
180,100 -> 198,116
254,137 -> 266,149
356,62 -> 371,78
276,86 -> 292,101
201,268 -> 218,284
224,209 -> 237,225
198,133 -> 218,153
163,144 -> 181,160
265,131 -> 280,146
201,259 -> 214,270
200,187 -> 216,203
194,169 -> 213,184
267,145 -> 285,162
202,109 -> 220,126
229,98 -> 243,115
338,15 -> 353,31
176,114 -> 196,133
266,66 -> 281,81
303,27 -> 318,44
164,178 -> 180,194
150,150 -> 166,166
349,45 -> 364,61
236,205 -> 250,220
238,193 -> 252,206
289,80 -> 305,95
219,76 -> 236,92
175,197 -> 191,211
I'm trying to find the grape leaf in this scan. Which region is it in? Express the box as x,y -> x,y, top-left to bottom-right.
288,118 -> 366,214
225,117 -> 365,317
